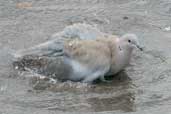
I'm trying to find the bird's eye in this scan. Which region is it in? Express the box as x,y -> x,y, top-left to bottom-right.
128,40 -> 131,43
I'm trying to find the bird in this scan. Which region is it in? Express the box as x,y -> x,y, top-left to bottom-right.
14,33 -> 143,83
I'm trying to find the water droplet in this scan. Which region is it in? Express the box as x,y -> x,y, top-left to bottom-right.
15,66 -> 19,70
164,26 -> 171,31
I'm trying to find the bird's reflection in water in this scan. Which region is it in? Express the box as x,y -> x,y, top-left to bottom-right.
87,92 -> 135,112
85,71 -> 135,112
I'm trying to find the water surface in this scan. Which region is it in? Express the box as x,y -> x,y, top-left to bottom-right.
0,0 -> 171,114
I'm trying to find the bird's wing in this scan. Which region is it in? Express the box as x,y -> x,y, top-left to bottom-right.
63,39 -> 111,70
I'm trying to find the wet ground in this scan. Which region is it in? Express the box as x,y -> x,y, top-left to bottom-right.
1,0 -> 171,114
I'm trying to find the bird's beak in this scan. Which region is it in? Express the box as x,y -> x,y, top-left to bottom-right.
136,45 -> 143,51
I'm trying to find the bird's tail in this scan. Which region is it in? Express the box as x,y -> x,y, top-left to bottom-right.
12,39 -> 64,72
14,39 -> 64,59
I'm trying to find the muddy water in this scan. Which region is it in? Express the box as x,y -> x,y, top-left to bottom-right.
1,0 -> 171,114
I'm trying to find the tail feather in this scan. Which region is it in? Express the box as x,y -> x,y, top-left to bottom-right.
14,39 -> 64,59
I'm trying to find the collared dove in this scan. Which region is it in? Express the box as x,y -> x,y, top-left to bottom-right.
14,33 -> 142,83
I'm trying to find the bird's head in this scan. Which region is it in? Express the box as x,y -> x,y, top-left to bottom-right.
121,33 -> 143,51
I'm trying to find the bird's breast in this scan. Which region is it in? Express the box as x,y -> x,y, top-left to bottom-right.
108,48 -> 132,75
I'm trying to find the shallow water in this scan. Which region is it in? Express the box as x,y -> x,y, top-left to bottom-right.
1,0 -> 171,114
